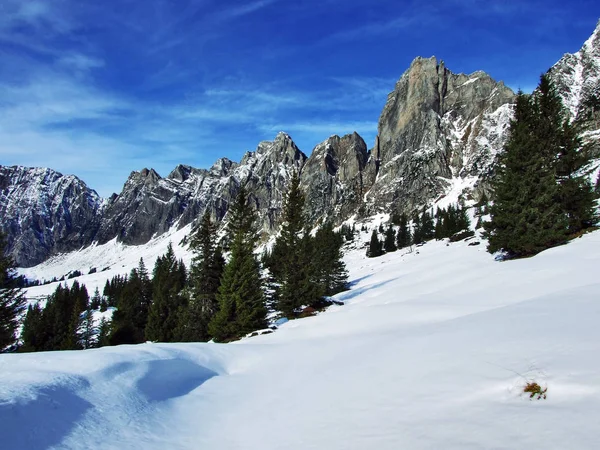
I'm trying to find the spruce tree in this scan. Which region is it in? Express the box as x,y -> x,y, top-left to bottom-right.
396,214 -> 412,249
146,244 -> 187,342
485,88 -> 569,257
181,211 -> 225,341
367,230 -> 383,257
209,233 -> 266,341
313,222 -> 348,297
20,303 -> 43,352
383,225 -> 397,252
273,171 -> 319,316
0,233 -> 26,350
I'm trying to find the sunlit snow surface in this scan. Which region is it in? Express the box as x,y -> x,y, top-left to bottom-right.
3,231 -> 600,449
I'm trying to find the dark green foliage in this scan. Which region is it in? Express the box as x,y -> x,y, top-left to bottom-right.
90,287 -> 102,310
145,244 -> 187,342
110,258 -> 152,345
383,225 -> 397,252
96,318 -> 111,348
20,303 -> 43,352
312,223 -> 349,297
272,172 -> 320,316
20,281 -> 88,352
225,185 -> 257,248
209,236 -> 266,342
179,211 -> 225,342
485,76 -> 595,258
79,307 -> 97,349
339,224 -> 355,242
0,233 -> 26,350
209,187 -> 266,341
396,214 -> 412,249
367,230 -> 383,257
434,204 -> 471,239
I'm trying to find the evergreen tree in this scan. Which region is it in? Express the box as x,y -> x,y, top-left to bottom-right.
420,208 -> 435,241
20,303 -> 43,352
412,212 -> 423,245
0,233 -> 26,350
79,306 -> 97,349
225,185 -> 257,247
313,223 -> 348,297
367,230 -> 383,257
396,214 -> 412,249
273,172 -> 319,316
145,244 -> 187,342
485,87 -> 569,257
180,211 -> 225,342
96,318 -> 111,348
208,235 -> 266,342
383,225 -> 397,252
90,287 -> 102,310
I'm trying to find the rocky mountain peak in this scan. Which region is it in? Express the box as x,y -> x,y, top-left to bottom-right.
365,56 -> 515,215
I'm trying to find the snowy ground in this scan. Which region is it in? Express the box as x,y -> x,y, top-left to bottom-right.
3,231 -> 600,449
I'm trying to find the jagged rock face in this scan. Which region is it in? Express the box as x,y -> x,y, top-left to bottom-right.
238,132 -> 306,232
549,19 -> 600,153
364,56 -> 515,214
97,132 -> 307,246
301,132 -> 368,224
0,166 -> 103,267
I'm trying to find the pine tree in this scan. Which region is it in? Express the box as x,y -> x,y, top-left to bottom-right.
420,209 -> 435,241
146,244 -> 187,342
485,88 -> 569,257
367,230 -> 383,257
383,225 -> 397,252
313,223 -> 348,297
209,236 -> 266,342
396,214 -> 412,249
0,233 -> 26,350
273,171 -> 319,316
79,306 -> 97,349
225,185 -> 257,247
96,318 -> 111,348
20,303 -> 43,352
181,211 -> 225,341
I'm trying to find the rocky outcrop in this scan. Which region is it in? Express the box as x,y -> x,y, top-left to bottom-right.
0,166 -> 103,267
363,56 -> 515,215
548,19 -> 600,154
301,132 -> 369,224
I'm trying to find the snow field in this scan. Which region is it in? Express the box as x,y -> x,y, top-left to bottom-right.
2,230 -> 600,449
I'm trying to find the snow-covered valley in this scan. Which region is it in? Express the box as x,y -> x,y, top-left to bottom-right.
2,230 -> 600,449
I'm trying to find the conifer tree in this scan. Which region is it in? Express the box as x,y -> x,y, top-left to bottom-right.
209,221 -> 266,341
20,303 -> 43,352
383,225 -> 397,252
146,244 -> 187,342
485,88 -> 569,257
0,233 -> 26,350
367,229 -> 383,257
180,211 -> 225,341
273,171 -> 319,316
313,223 -> 348,297
79,306 -> 97,349
225,185 -> 257,247
396,214 -> 412,249
96,318 -> 111,348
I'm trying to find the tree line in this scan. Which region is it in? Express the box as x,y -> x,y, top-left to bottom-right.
3,174 -> 349,351
484,74 -> 597,258
367,204 -> 472,257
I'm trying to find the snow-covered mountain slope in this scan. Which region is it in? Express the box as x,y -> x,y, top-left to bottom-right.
3,230 -> 600,450
0,166 -> 103,267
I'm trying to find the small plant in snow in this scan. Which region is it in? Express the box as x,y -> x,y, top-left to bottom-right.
523,381 -> 547,400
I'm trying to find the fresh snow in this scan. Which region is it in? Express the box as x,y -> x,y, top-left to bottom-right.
3,230 -> 600,449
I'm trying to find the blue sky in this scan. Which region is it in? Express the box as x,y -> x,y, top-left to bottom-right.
0,0 -> 599,196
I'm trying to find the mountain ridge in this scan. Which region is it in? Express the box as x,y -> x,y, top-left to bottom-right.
3,21 -> 600,268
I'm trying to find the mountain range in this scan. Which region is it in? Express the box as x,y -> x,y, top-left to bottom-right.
2,21 -> 600,268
